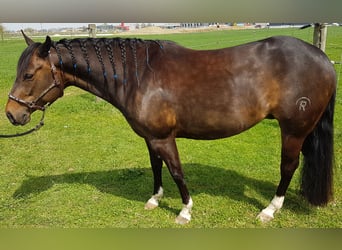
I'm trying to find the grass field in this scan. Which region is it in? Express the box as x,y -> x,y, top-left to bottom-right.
0,27 -> 341,228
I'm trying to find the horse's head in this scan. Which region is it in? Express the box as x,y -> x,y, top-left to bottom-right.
5,31 -> 63,126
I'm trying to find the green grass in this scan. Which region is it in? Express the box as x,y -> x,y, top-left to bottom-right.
0,27 -> 341,228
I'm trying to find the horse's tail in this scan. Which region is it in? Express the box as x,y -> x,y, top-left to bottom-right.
300,91 -> 336,206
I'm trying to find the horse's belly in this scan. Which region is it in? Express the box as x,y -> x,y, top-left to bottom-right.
177,128 -> 241,140
176,113 -> 261,140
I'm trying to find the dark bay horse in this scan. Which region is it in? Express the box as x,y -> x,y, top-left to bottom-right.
5,32 -> 336,224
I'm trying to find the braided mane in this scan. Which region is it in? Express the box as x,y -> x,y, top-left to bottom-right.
51,37 -> 164,88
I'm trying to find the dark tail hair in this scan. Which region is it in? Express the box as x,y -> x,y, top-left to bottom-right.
300,91 -> 335,206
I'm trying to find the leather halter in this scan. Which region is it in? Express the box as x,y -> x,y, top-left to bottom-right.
8,50 -> 63,111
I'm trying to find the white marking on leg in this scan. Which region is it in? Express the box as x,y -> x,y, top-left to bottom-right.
257,195 -> 284,223
144,187 -> 164,210
175,197 -> 193,224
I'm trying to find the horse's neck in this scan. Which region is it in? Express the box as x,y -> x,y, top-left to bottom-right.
52,38 -> 157,107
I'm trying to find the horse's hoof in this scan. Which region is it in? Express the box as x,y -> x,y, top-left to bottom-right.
175,215 -> 190,225
257,212 -> 274,223
144,201 -> 158,210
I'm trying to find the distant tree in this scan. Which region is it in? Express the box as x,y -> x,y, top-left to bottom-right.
0,24 -> 4,41
24,28 -> 35,34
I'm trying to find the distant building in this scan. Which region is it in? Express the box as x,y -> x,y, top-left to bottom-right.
181,23 -> 209,28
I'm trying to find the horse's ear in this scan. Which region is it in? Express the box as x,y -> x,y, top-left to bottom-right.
38,36 -> 52,58
21,30 -> 34,46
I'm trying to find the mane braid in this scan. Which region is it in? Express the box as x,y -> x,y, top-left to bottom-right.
52,42 -> 64,70
129,39 -> 140,86
104,39 -> 118,85
93,39 -> 107,79
78,39 -> 91,74
92,39 -> 109,96
61,39 -> 78,75
118,39 -> 127,84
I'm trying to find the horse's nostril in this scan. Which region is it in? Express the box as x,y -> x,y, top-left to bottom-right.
6,111 -> 17,125
22,113 -> 28,122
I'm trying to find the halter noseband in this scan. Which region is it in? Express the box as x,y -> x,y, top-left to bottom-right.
8,50 -> 63,111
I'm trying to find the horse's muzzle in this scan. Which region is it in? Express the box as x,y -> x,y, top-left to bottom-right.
5,105 -> 31,126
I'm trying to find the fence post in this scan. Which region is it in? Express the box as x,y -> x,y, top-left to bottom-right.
313,23 -> 327,52
88,24 -> 96,38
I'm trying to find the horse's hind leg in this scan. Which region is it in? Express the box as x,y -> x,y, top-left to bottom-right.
145,138 -> 193,224
257,133 -> 304,222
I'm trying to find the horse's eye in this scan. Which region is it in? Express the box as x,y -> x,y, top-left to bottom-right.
24,73 -> 34,80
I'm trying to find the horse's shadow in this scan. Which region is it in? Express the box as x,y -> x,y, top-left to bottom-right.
13,163 -> 311,214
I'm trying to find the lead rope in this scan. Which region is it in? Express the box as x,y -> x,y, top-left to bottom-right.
0,103 -> 49,138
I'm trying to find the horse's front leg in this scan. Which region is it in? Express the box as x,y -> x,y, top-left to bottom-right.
146,137 -> 193,224
144,139 -> 164,210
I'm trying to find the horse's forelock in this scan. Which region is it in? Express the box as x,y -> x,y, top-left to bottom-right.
17,43 -> 41,76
